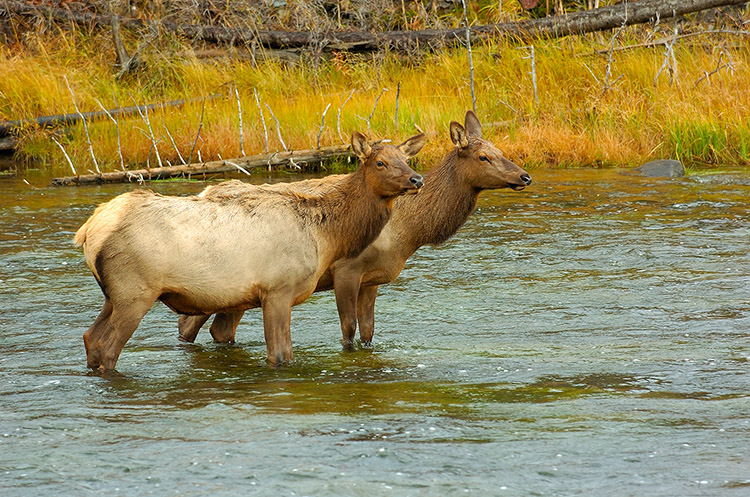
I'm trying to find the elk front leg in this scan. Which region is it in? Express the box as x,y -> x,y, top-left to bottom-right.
261,295 -> 293,366
334,270 -> 362,350
357,284 -> 379,346
209,311 -> 244,343
89,295 -> 155,372
83,298 -> 113,370
177,314 -> 210,343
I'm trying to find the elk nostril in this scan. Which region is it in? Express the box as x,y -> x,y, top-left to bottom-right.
521,174 -> 532,185
410,175 -> 424,188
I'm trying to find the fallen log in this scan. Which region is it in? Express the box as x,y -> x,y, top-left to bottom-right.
50,145 -> 354,186
0,135 -> 17,151
0,96 -> 218,138
3,0 -> 747,52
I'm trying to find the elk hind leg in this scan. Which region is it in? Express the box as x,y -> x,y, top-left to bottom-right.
209,311 -> 245,343
178,314 -> 211,343
357,285 -> 379,346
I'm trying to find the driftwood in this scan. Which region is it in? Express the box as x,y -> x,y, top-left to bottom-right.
0,96 -> 215,138
3,0 -> 747,52
50,145 -> 354,186
0,135 -> 17,151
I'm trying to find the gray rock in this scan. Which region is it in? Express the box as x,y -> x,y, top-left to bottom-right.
636,159 -> 685,178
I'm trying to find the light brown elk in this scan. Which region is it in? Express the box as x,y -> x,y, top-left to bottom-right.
179,111 -> 531,347
75,131 -> 426,371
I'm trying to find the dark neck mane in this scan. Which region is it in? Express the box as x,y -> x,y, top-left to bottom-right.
391,149 -> 478,251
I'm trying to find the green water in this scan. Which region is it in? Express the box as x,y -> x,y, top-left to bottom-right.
1,168 -> 749,496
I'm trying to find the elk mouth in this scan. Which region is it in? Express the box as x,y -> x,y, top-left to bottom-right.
509,183 -> 527,191
403,187 -> 421,195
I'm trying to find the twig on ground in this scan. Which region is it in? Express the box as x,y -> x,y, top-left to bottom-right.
162,123 -> 186,164
131,95 -> 162,168
254,88 -> 269,153
460,0 -> 477,113
394,82 -> 401,131
51,137 -> 76,176
600,5 -> 628,97
264,103 -> 287,151
317,103 -> 332,150
695,50 -> 731,86
94,95 -> 125,170
654,26 -> 679,86
337,89 -> 355,144
64,76 -> 100,174
188,97 -> 205,165
367,87 -> 388,138
517,46 -> 539,106
235,84 -> 246,156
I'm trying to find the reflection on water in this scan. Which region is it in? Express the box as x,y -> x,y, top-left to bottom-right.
1,168 -> 749,496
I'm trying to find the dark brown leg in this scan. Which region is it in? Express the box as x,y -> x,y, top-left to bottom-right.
178,314 -> 210,343
334,270 -> 362,350
357,285 -> 379,346
209,311 -> 244,343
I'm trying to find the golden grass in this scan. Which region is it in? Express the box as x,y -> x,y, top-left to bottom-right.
1,28 -> 749,176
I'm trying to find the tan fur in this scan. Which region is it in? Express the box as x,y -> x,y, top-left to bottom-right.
179,111 -> 531,347
76,132 -> 426,371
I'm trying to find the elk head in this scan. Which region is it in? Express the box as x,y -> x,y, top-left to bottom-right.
450,111 -> 532,191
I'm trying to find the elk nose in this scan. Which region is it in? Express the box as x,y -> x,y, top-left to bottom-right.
520,173 -> 532,186
410,174 -> 424,189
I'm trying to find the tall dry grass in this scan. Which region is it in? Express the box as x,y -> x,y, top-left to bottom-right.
1,24 -> 748,176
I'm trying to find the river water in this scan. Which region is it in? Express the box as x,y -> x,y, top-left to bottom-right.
1,168 -> 749,496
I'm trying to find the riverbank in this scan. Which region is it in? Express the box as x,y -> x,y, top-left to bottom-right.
1,14 -> 749,176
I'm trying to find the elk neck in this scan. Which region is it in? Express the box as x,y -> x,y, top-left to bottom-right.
307,165 -> 395,262
390,149 -> 479,253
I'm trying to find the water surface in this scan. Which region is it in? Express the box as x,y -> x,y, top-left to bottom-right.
1,168 -> 749,496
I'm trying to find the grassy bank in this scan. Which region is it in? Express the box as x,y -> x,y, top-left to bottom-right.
1,25 -> 749,176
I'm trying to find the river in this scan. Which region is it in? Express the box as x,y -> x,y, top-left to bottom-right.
1,167 -> 749,496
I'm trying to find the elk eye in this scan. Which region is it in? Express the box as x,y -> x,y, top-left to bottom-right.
479,155 -> 490,162
376,161 -> 386,168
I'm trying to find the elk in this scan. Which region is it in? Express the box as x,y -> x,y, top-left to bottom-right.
74,132 -> 426,371
179,111 -> 531,347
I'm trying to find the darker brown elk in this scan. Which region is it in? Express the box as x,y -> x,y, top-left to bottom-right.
74,131 -> 426,371
179,111 -> 531,347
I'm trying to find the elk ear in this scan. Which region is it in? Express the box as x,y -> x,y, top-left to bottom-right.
450,121 -> 469,149
464,110 -> 482,139
351,131 -> 372,159
397,133 -> 427,158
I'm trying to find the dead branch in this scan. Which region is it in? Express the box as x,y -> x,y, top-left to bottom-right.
337,89 -> 355,144
0,96 -> 218,138
317,103 -> 332,150
64,77 -> 100,174
50,145 -> 354,186
188,97 -> 206,165
5,0 -> 747,53
254,88 -> 269,153
264,103 -> 287,151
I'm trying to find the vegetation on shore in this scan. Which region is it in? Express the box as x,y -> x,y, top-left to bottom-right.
1,6 -> 748,175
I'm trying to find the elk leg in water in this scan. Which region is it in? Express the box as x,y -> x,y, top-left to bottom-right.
261,295 -> 293,365
209,311 -> 244,343
177,314 -> 210,343
88,295 -> 155,371
83,298 -> 113,370
356,285 -> 379,346
334,270 -> 363,349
